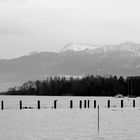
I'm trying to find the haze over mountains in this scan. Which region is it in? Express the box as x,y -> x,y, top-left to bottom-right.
1,41 -> 140,91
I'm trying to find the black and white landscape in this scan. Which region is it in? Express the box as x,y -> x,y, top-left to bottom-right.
1,0 -> 140,140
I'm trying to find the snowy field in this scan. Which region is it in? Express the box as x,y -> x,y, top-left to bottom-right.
0,96 -> 140,140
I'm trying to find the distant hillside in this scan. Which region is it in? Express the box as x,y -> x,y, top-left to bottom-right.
1,41 -> 140,91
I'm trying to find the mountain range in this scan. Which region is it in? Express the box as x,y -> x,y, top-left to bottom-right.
1,41 -> 140,91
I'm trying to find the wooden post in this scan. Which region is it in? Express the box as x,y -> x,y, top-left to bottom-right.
94,100 -> 96,108
108,100 -> 110,108
98,105 -> 100,132
70,100 -> 73,109
79,100 -> 82,109
133,100 -> 135,108
121,100 -> 123,108
37,100 -> 40,109
88,100 -> 90,108
84,100 -> 87,108
19,100 -> 22,110
54,100 -> 57,109
1,101 -> 4,110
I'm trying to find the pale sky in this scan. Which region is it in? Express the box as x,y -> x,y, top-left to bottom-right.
0,0 -> 140,59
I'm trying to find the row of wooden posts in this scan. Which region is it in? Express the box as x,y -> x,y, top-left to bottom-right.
0,99 -> 136,110
61,100 -> 136,109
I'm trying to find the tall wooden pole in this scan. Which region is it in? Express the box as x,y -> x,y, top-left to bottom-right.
121,100 -> 123,108
88,100 -> 90,108
54,100 -> 57,109
37,100 -> 40,109
133,100 -> 135,108
94,100 -> 96,108
108,100 -> 110,108
98,105 -> 100,132
19,100 -> 22,110
1,101 -> 4,110
70,100 -> 73,109
79,100 -> 82,109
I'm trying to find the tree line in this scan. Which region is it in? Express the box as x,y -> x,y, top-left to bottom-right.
3,75 -> 140,96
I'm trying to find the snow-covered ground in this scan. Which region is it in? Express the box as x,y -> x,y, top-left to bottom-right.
0,96 -> 140,140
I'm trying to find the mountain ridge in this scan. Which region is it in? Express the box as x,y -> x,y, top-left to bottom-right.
1,41 -> 140,91
61,41 -> 140,55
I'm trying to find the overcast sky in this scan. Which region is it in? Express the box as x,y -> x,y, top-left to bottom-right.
0,0 -> 140,59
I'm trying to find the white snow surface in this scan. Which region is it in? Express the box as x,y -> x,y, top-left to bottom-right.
62,43 -> 100,52
0,96 -> 140,140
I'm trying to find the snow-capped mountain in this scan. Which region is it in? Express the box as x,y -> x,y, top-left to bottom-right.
62,42 -> 140,56
1,41 -> 140,91
62,43 -> 100,52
